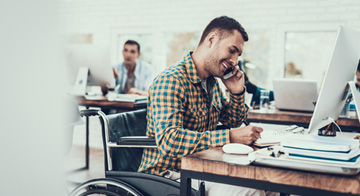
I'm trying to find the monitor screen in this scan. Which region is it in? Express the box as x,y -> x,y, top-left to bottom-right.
65,45 -> 115,88
307,26 -> 360,134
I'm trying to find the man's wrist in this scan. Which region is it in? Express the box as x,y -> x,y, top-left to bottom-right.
231,86 -> 246,96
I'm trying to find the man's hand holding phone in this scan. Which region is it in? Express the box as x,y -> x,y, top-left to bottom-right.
221,65 -> 245,94
223,67 -> 235,80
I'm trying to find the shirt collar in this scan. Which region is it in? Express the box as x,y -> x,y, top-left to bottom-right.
183,51 -> 216,88
183,51 -> 202,84
121,60 -> 140,77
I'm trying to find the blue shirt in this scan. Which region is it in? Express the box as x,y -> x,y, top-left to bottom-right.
114,60 -> 154,93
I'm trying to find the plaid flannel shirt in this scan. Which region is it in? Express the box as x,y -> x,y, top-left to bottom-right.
138,52 -> 248,176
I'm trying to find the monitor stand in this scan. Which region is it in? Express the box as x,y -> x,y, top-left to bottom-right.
348,81 -> 360,123
313,81 -> 359,136
72,67 -> 88,96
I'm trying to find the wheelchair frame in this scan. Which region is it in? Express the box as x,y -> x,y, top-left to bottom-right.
69,109 -> 202,196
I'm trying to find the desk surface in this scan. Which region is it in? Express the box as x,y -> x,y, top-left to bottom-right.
248,109 -> 360,128
181,147 -> 360,195
75,96 -> 147,110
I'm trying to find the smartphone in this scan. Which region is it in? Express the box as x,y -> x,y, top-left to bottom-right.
223,67 -> 234,79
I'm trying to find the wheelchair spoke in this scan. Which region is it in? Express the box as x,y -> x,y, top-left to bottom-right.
70,178 -> 143,196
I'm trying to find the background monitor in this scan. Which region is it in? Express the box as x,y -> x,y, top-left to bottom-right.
307,26 -> 360,134
65,45 -> 115,89
273,78 -> 318,112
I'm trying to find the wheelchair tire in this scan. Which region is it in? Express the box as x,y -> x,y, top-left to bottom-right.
78,189 -> 119,196
70,178 -> 143,196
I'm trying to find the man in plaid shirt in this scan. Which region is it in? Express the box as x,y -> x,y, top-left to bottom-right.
139,16 -> 271,196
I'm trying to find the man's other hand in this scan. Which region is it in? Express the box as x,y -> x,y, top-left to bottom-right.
229,125 -> 263,145
101,85 -> 108,95
128,88 -> 148,96
112,67 -> 119,79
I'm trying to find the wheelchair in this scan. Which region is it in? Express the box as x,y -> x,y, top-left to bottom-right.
70,109 -> 202,196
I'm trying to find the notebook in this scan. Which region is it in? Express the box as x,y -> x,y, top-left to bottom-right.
273,78 -> 318,112
251,123 -> 300,147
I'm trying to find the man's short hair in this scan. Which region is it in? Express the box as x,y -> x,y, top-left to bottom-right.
124,40 -> 140,53
199,16 -> 249,45
357,59 -> 360,72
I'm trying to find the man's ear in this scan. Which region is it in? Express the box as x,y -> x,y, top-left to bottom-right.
137,52 -> 141,58
207,32 -> 217,48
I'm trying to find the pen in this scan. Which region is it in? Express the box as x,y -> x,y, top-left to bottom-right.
243,120 -> 250,126
244,120 -> 263,141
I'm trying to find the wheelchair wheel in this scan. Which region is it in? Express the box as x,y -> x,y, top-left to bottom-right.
78,189 -> 119,196
70,178 -> 143,196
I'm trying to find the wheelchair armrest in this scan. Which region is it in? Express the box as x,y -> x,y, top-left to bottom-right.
216,123 -> 230,130
116,136 -> 157,147
80,109 -> 101,117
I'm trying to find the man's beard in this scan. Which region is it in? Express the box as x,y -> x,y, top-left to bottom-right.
204,54 -> 223,78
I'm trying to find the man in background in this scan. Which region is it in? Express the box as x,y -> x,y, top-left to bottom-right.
113,40 -> 154,96
239,59 -> 274,106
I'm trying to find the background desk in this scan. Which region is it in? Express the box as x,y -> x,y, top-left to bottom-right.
74,96 -> 147,169
181,147 -> 360,196
248,109 -> 360,131
75,96 -> 147,111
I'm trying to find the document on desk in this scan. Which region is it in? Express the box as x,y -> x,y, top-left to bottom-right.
249,146 -> 360,175
84,94 -> 107,100
281,134 -> 360,165
107,94 -> 147,102
251,123 -> 294,147
255,131 -> 292,146
281,134 -> 359,152
283,146 -> 360,161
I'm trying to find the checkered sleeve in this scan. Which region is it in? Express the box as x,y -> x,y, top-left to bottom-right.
219,91 -> 249,128
148,75 -> 228,158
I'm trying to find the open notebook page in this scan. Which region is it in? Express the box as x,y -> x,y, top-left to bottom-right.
249,123 -> 302,147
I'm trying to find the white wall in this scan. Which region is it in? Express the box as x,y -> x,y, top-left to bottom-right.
60,0 -> 360,148
59,0 -> 360,41
59,0 -> 360,87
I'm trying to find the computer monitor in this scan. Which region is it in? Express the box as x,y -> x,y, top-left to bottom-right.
307,26 -> 360,134
65,44 -> 115,95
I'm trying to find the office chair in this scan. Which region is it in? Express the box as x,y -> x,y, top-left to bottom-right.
70,109 -> 202,196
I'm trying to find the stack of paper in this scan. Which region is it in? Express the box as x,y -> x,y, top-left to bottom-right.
85,94 -> 107,100
107,94 -> 147,102
281,135 -> 360,165
249,146 -> 360,175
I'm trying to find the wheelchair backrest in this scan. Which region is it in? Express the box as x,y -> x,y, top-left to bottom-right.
102,109 -> 147,172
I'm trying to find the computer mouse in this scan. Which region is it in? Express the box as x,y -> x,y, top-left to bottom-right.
222,143 -> 254,154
